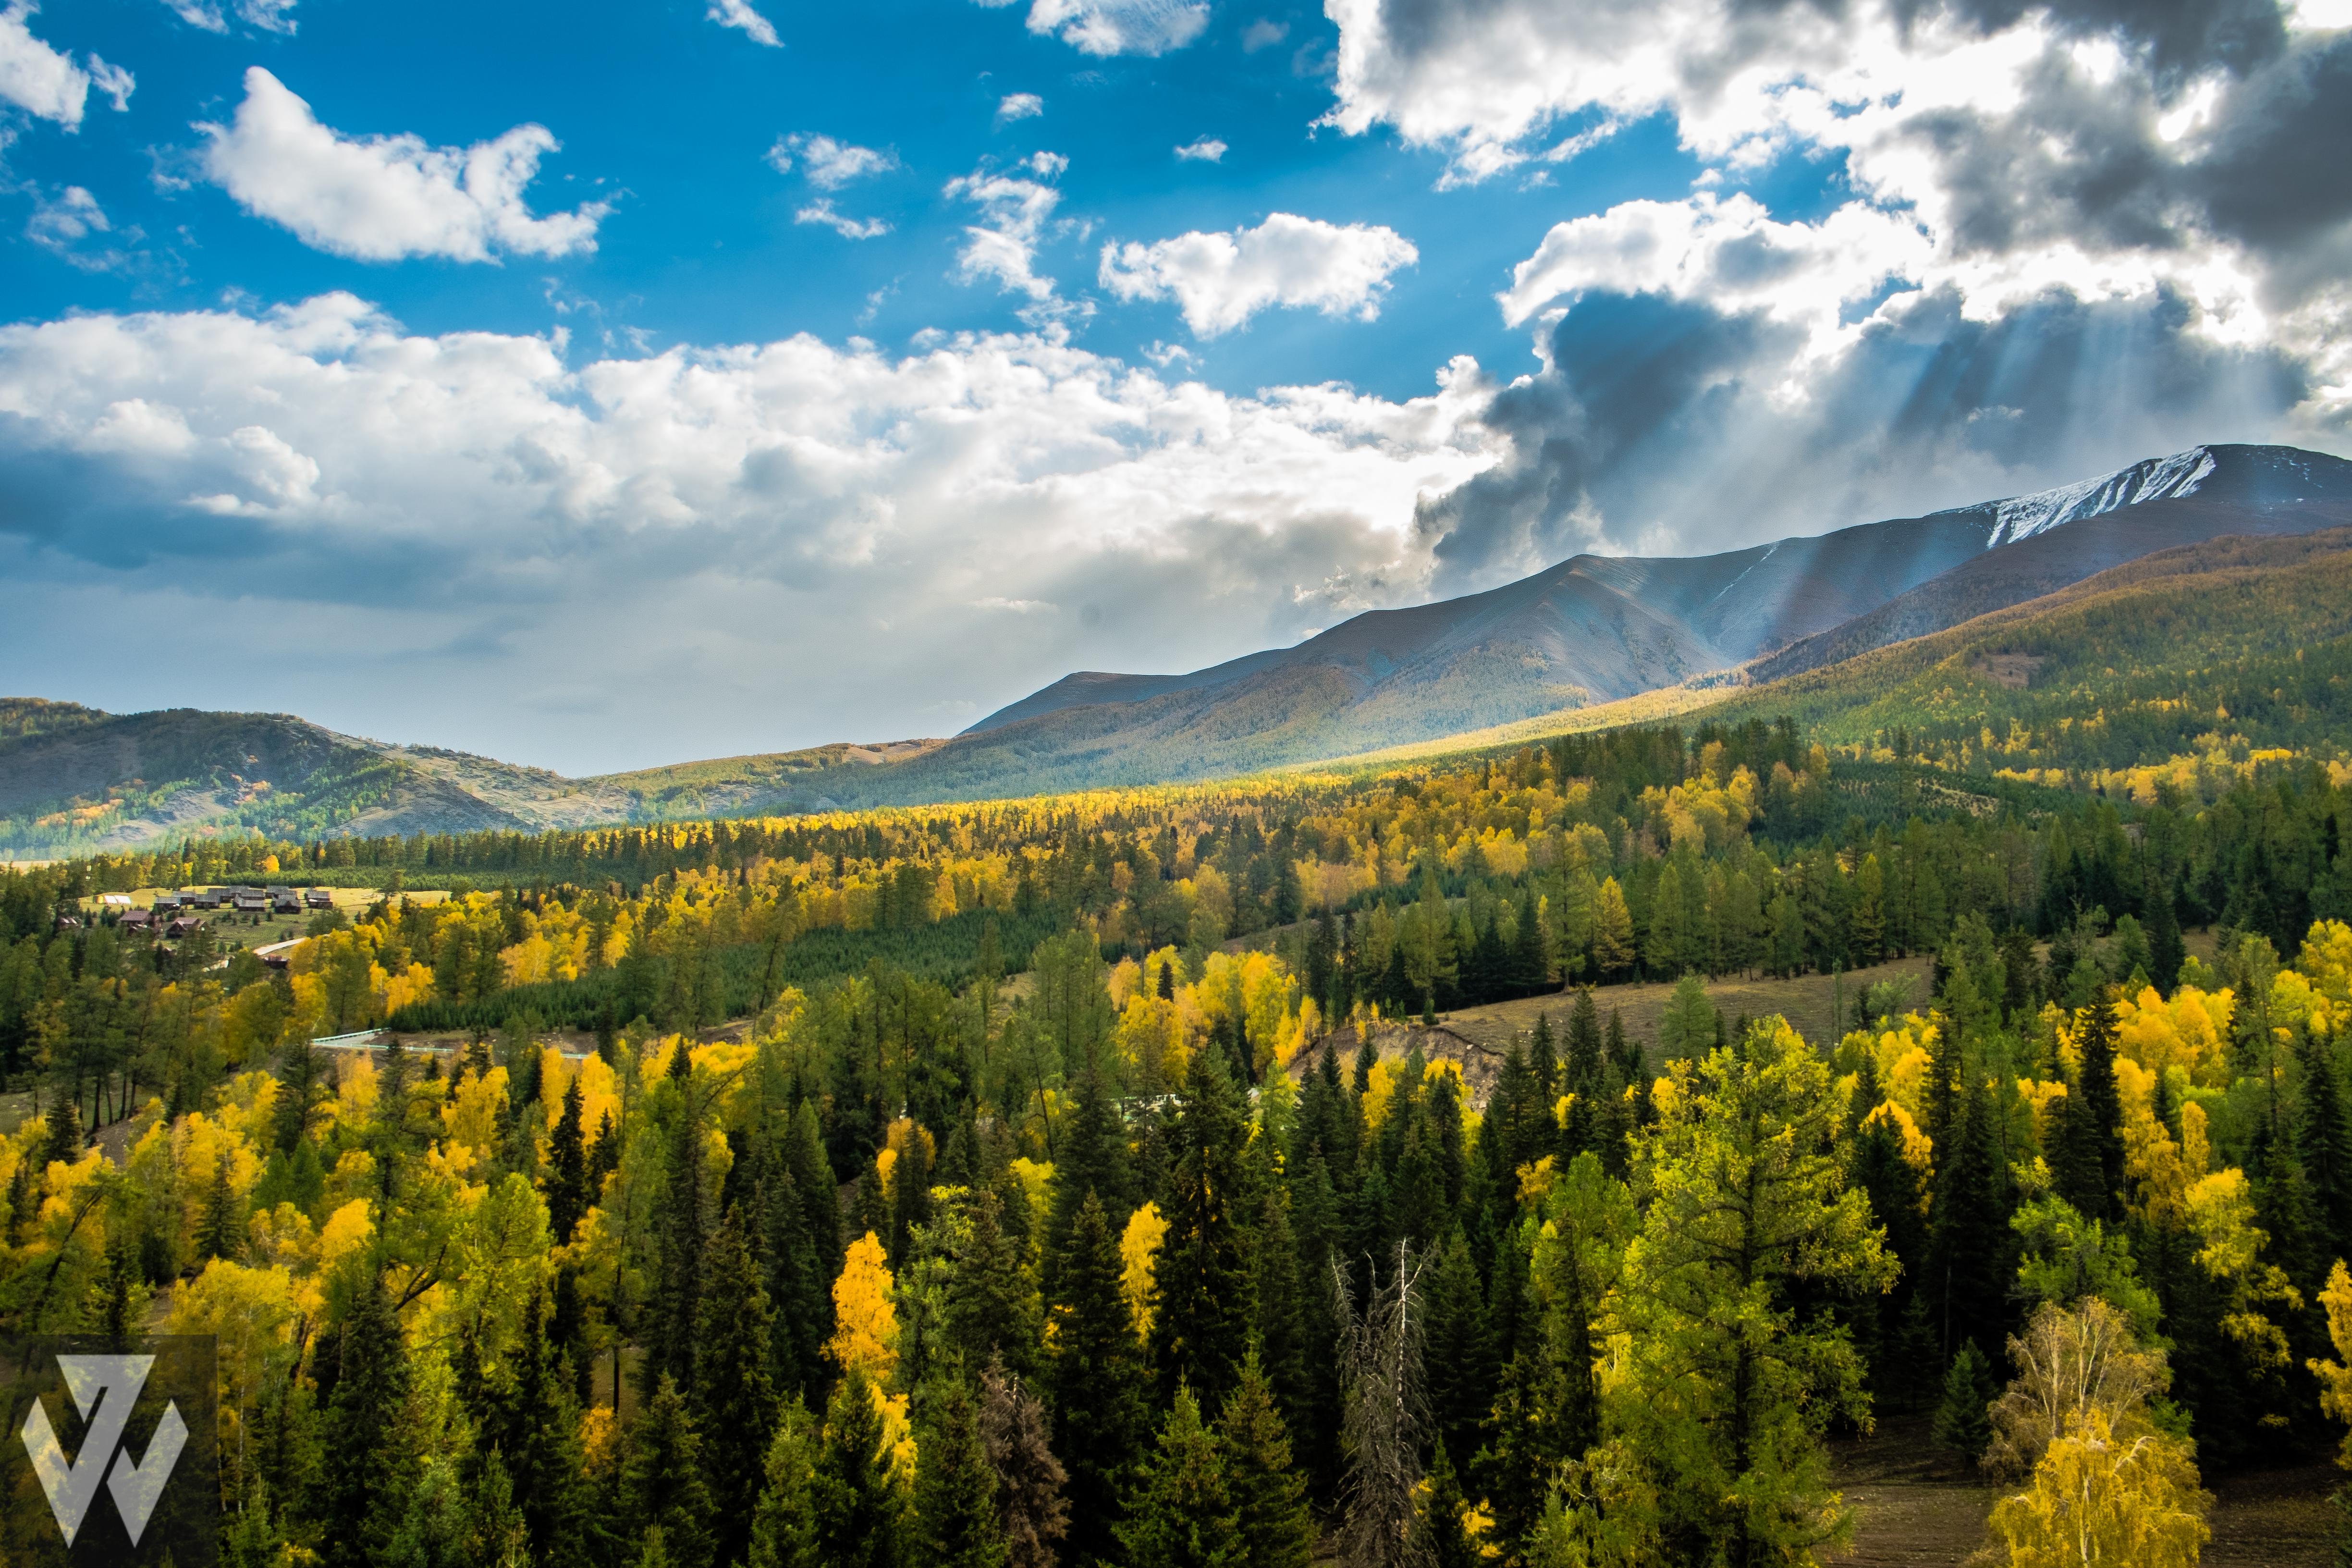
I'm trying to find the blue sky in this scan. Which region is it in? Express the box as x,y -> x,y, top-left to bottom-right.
0,0 -> 2346,772
0,0 -> 1735,402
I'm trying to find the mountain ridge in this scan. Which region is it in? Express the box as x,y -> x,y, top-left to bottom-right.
9,441 -> 2350,846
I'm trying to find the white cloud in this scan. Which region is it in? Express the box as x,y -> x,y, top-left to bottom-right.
1501,194 -> 1934,361
24,184 -> 134,271
945,159 -> 1069,307
707,0 -> 780,47
1013,0 -> 1208,55
1173,137 -> 1226,162
995,91 -> 1044,123
197,68 -> 609,263
796,200 -> 889,240
1240,18 -> 1287,52
0,294 -> 1505,767
766,133 -> 896,188
159,0 -> 297,34
1101,213 -> 1419,336
0,2 -> 131,126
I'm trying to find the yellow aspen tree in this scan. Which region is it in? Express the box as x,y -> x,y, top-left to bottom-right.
828,1230 -> 900,1384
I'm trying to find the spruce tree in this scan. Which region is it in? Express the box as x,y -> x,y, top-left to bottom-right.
979,1362 -> 1068,1568
625,1374 -> 713,1568
197,1149 -> 246,1262
1418,1439 -> 1478,1568
816,1371 -> 906,1568
647,1077 -> 711,1397
944,1190 -> 1043,1381
322,1273 -> 416,1568
698,1201 -> 781,1567
547,1072 -> 588,1245
1044,1066 -> 1130,1287
1152,1043 -> 1256,1412
1929,1077 -> 2012,1358
748,1398 -> 822,1568
1217,1350 -> 1314,1568
1117,1386 -> 1240,1568
914,1375 -> 1010,1568
1421,1227 -> 1491,1472
2056,990 -> 2127,1222
490,1287 -> 591,1565
2297,1027 -> 2352,1263
1048,1190 -> 1148,1568
1931,1341 -> 1995,1461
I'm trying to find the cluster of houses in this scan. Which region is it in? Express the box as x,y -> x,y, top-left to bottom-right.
103,884 -> 335,934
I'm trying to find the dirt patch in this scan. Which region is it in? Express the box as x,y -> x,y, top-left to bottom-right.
1969,651 -> 2046,689
1825,1416 -> 2343,1565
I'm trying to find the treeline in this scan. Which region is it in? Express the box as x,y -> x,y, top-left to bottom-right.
4,896 -> 2350,1564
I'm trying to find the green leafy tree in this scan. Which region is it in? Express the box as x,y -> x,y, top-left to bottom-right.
748,1398 -> 822,1568
321,1273 -> 417,1568
1152,1045 -> 1256,1413
817,1370 -> 907,1568
1612,1020 -> 1895,1564
1049,1189 -> 1148,1566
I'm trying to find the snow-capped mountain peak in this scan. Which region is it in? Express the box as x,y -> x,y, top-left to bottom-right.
1974,447 -> 2218,547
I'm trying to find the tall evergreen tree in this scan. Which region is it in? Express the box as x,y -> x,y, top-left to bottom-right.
748,1398 -> 822,1568
647,1076 -> 711,1398
321,1272 -> 416,1568
2296,1026 -> 2352,1263
1049,1190 -> 1148,1568
546,1071 -> 588,1244
2055,991 -> 2127,1222
945,1191 -> 1043,1381
489,1287 -> 591,1565
699,1202 -> 781,1567
624,1374 -> 714,1568
1152,1045 -> 1256,1412
1117,1386 -> 1240,1568
908,1375 -> 1005,1568
1218,1350 -> 1315,1568
816,1371 -> 906,1568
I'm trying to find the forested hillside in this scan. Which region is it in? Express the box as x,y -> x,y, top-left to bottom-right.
4,699 -> 2352,1564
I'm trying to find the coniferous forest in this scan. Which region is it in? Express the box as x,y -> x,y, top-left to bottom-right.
3,721 -> 2352,1565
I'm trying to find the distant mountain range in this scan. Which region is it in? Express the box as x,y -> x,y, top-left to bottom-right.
6,441 -> 2349,850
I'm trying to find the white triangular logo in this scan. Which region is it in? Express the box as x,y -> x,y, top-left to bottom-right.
19,1354 -> 188,1546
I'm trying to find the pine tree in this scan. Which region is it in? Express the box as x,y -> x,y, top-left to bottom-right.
2057,991 -> 2127,1222
914,1375 -> 1010,1568
945,1190 -> 1043,1381
1152,1044 -> 1256,1412
1931,1341 -> 1995,1461
816,1371 -> 906,1568
625,1374 -> 714,1568
547,1072 -> 588,1245
2297,1027 -> 2352,1264
1118,1385 -> 1241,1568
1421,1228 -> 1491,1473
699,1202 -> 780,1567
1418,1439 -> 1478,1568
1217,1350 -> 1314,1568
321,1273 -> 416,1568
197,1149 -> 246,1262
1049,1190 -> 1148,1568
979,1362 -> 1068,1568
748,1398 -> 822,1568
1929,1076 -> 2013,1359
489,1287 -> 591,1565
647,1076 -> 711,1398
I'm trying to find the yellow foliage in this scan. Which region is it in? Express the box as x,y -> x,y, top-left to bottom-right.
2301,920 -> 2352,1007
1861,1100 -> 1934,1177
1120,1200 -> 1168,1342
1986,1411 -> 2210,1568
2112,984 -> 2235,1087
828,1232 -> 898,1383
1007,1157 -> 1053,1218
167,1259 -> 300,1420
316,1199 -> 376,1277
2311,1261 -> 2352,1467
440,1065 -> 509,1178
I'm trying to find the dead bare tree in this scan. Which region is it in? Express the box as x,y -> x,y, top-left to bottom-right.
1333,1239 -> 1431,1568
